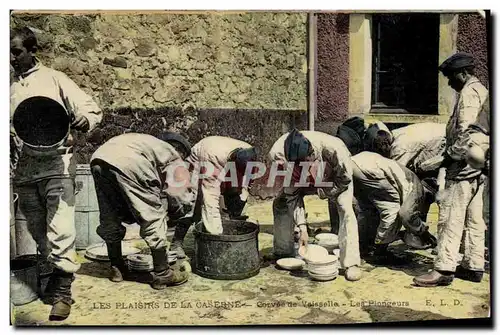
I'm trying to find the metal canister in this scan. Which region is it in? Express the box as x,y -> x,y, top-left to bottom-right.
12,96 -> 70,153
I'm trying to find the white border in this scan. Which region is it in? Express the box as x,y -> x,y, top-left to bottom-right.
2,1 -> 498,334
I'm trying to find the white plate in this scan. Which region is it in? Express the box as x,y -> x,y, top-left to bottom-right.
307,264 -> 339,274
315,233 -> 338,241
317,243 -> 337,253
127,254 -> 154,272
85,243 -> 141,262
127,254 -> 153,264
309,273 -> 337,281
308,269 -> 339,276
306,254 -> 338,265
316,234 -> 339,248
276,258 -> 305,271
299,244 -> 329,262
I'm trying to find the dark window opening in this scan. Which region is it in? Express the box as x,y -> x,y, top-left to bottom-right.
371,13 -> 440,114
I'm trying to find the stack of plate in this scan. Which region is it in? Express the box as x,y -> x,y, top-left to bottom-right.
85,242 -> 141,262
306,254 -> 340,281
127,254 -> 153,272
314,234 -> 339,254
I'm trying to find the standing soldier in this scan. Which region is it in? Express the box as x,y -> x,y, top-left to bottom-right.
464,97 -> 490,260
414,52 -> 489,287
10,27 -> 102,321
465,96 -> 490,226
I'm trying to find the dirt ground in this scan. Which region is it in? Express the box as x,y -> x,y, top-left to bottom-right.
11,196 -> 490,326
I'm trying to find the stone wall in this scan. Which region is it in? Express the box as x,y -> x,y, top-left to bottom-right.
457,13 -> 490,88
11,12 -> 309,162
11,12 -> 308,110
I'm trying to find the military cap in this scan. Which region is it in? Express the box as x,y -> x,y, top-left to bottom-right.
438,52 -> 475,75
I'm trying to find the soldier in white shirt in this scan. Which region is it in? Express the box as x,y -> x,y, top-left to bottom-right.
268,130 -> 362,281
351,150 -> 437,260
414,52 -> 489,287
10,27 -> 102,321
90,133 -> 192,288
169,136 -> 257,258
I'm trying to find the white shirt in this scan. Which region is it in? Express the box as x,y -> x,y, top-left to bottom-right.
11,62 -> 102,184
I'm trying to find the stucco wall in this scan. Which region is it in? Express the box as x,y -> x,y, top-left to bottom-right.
316,13 -> 350,133
457,13 -> 490,88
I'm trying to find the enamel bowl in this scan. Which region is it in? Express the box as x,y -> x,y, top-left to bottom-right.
315,233 -> 339,250
308,271 -> 338,281
276,258 -> 306,271
298,244 -> 329,262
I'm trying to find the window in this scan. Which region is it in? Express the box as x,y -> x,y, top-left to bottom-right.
371,13 -> 440,114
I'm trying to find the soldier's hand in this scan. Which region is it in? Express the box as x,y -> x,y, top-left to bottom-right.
298,225 -> 309,247
71,114 -> 90,132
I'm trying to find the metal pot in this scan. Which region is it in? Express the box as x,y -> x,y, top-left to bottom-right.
13,96 -> 70,153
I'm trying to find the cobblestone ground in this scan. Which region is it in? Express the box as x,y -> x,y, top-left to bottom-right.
11,196 -> 490,326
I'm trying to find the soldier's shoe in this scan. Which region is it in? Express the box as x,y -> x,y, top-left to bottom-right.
49,299 -> 73,321
109,265 -> 130,283
48,270 -> 75,321
169,241 -> 187,259
413,270 -> 454,287
150,268 -> 189,290
345,266 -> 362,281
455,266 -> 483,283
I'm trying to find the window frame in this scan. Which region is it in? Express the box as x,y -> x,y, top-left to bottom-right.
347,13 -> 458,124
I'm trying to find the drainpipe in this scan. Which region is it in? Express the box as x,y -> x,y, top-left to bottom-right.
308,12 -> 317,131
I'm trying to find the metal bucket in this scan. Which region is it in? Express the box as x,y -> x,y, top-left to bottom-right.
75,164 -> 141,249
75,164 -> 103,250
10,256 -> 38,306
193,220 -> 260,280
272,195 -> 296,259
15,217 -> 38,257
12,96 -> 70,153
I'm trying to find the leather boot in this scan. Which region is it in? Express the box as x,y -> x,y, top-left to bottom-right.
455,265 -> 484,283
373,244 -> 390,256
150,247 -> 189,290
48,268 -> 75,321
413,270 -> 454,287
170,223 -> 191,259
370,244 -> 407,265
106,242 -> 128,282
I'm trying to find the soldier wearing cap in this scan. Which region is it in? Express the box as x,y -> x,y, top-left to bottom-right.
268,129 -> 362,281
90,132 -> 193,288
414,52 -> 489,287
169,136 -> 258,259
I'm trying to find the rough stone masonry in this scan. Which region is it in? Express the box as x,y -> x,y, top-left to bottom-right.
11,12 -> 309,163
